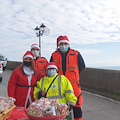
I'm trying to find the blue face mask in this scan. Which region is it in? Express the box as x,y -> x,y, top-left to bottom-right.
60,45 -> 69,52
47,69 -> 56,76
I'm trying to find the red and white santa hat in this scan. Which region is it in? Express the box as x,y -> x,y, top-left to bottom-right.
22,51 -> 34,59
46,62 -> 58,70
31,43 -> 40,50
57,35 -> 70,47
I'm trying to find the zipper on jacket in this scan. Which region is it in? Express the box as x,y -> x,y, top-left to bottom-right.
68,56 -> 69,65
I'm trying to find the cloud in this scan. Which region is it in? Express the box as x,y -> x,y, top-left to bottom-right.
79,48 -> 103,55
0,0 -> 120,67
86,59 -> 120,67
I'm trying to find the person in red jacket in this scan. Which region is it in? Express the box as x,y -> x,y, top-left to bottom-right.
50,35 -> 85,120
30,43 -> 48,79
7,51 -> 40,108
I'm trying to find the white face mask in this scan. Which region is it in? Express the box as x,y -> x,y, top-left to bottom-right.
47,69 -> 56,76
32,50 -> 40,57
60,45 -> 69,52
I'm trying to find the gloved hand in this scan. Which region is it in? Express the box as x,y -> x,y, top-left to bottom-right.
38,91 -> 47,99
42,91 -> 47,97
69,105 -> 73,111
38,91 -> 42,99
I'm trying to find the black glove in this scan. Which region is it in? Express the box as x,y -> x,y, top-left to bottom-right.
37,91 -> 42,99
69,105 -> 73,111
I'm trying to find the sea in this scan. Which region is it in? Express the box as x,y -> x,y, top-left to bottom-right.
89,66 -> 120,71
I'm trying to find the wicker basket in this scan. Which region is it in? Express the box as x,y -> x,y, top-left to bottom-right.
24,109 -> 68,120
0,104 -> 16,120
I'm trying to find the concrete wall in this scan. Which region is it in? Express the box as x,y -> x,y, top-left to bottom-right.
6,61 -> 22,70
6,61 -> 120,94
80,68 -> 120,94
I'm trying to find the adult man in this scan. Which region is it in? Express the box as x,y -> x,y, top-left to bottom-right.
31,43 -> 48,79
50,35 -> 85,120
34,62 -> 77,114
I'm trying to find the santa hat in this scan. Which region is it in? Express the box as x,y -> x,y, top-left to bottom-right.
22,51 -> 34,59
46,62 -> 58,70
57,35 -> 70,47
31,43 -> 40,50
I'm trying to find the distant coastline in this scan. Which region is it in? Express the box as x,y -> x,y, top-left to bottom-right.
89,66 -> 120,71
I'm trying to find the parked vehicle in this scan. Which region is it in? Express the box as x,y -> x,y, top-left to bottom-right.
0,63 -> 3,82
0,54 -> 7,71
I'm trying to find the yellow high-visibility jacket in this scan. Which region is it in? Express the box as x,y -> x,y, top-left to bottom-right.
34,73 -> 77,106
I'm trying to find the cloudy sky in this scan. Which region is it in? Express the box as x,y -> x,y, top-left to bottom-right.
0,0 -> 120,68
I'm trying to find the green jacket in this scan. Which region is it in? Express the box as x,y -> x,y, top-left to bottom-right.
34,73 -> 77,106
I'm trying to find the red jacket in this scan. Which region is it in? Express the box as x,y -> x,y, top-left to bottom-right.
7,67 -> 38,108
33,57 -> 48,79
52,49 -> 79,82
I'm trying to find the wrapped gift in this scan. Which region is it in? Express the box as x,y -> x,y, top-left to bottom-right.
0,96 -> 16,120
25,97 -> 69,120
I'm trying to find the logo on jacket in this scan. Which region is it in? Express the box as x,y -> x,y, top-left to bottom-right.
52,85 -> 56,89
54,60 -> 57,64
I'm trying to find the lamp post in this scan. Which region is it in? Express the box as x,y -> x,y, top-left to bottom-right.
34,23 -> 50,56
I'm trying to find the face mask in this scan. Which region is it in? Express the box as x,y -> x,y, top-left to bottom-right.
60,45 -> 69,52
23,61 -> 31,67
47,69 -> 56,76
32,50 -> 40,57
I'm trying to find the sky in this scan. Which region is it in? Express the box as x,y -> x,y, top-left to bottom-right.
0,0 -> 120,68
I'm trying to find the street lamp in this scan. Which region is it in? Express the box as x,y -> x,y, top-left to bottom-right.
34,23 -> 50,56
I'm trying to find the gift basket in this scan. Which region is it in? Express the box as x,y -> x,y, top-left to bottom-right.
25,97 -> 69,120
0,96 -> 16,120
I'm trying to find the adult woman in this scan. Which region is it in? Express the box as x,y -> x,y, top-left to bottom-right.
7,51 -> 40,108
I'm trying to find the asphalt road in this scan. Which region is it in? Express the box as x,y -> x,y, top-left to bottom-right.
0,70 -> 120,120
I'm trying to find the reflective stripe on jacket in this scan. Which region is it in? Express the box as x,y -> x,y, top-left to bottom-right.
52,49 -> 79,82
34,73 -> 77,106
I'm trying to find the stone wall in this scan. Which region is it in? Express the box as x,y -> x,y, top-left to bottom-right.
6,61 -> 120,95
80,68 -> 120,94
6,61 -> 22,70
